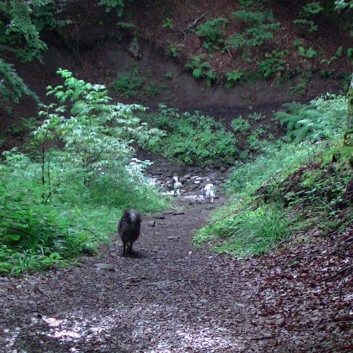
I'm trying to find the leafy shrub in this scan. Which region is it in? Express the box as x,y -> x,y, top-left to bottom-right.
275,94 -> 346,143
293,18 -> 318,33
226,9 -> 281,49
194,17 -> 228,51
258,49 -> 288,79
140,105 -> 238,165
0,70 -> 168,274
298,46 -> 317,59
197,95 -> 350,258
185,55 -> 216,86
293,2 -> 323,33
167,41 -> 184,58
225,70 -> 244,87
0,58 -> 38,111
289,82 -> 307,95
98,0 -> 128,16
231,117 -> 251,132
162,17 -> 174,30
112,71 -> 145,98
0,0 -> 61,110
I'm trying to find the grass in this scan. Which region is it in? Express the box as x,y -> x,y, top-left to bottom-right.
195,94 -> 351,258
194,203 -> 292,257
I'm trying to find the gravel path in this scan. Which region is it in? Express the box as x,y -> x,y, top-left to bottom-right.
0,192 -> 277,353
1,165 -> 352,353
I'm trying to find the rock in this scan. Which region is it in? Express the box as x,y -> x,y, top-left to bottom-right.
127,37 -> 142,60
147,220 -> 156,227
173,211 -> 185,215
95,263 -> 115,271
153,213 -> 165,219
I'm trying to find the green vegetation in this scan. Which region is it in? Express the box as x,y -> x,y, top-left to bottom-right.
293,2 -> 324,33
139,105 -> 238,165
98,0 -> 129,16
162,17 -> 174,30
225,70 -> 244,87
195,204 -> 291,257
194,17 -> 228,52
0,70 -> 168,275
226,9 -> 281,50
298,46 -> 317,60
167,41 -> 184,58
195,94 -> 352,257
112,69 -> 166,98
0,0 -> 69,111
185,55 -> 216,86
258,49 -> 288,79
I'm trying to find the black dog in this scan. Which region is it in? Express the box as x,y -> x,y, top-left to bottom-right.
118,209 -> 142,256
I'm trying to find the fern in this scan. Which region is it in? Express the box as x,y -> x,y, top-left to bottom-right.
0,58 -> 38,111
98,0 -> 128,16
275,95 -> 346,143
226,9 -> 281,49
195,17 -> 228,51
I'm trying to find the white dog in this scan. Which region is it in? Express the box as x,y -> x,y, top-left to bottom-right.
203,183 -> 215,203
172,176 -> 183,196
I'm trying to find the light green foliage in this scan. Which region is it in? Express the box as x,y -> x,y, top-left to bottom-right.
302,2 -> 324,15
293,2 -> 323,33
231,117 -> 251,132
258,49 -> 288,79
194,17 -> 228,51
247,126 -> 267,150
140,105 -> 238,165
293,18 -> 318,33
195,204 -> 291,257
275,94 -> 346,143
225,70 -> 244,87
185,54 -> 216,86
227,141 -> 324,195
298,46 -> 317,59
196,96 -> 349,256
167,41 -> 184,58
162,17 -> 174,30
0,70 -> 168,274
226,9 -> 281,49
35,69 -> 163,187
334,0 -> 353,10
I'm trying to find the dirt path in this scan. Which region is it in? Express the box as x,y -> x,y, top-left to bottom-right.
1,165 -> 352,352
0,189 -> 274,353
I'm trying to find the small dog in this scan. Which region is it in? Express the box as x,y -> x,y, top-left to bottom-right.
203,183 -> 215,203
172,175 -> 183,196
118,209 -> 141,256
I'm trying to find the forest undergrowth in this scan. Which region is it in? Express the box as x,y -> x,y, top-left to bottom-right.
1,69 -> 353,276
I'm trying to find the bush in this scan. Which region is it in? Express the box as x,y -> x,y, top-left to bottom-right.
0,70 -> 169,274
140,105 -> 238,165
